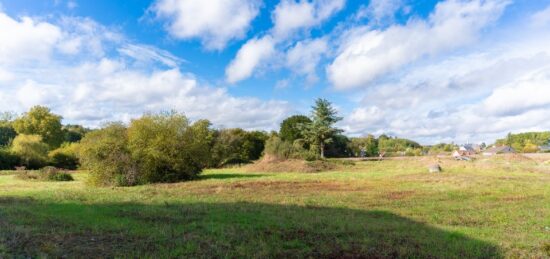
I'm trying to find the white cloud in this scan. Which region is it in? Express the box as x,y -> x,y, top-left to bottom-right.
0,13 -> 62,63
226,0 -> 345,83
0,12 -> 292,130
355,0 -> 404,23
340,34 -> 550,144
225,36 -> 275,84
286,38 -> 328,83
530,5 -> 550,27
482,68 -> 550,116
272,0 -> 344,39
117,44 -> 184,68
328,0 -> 510,90
151,0 -> 261,50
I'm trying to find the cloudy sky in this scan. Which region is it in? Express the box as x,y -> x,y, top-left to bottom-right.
1,0 -> 550,144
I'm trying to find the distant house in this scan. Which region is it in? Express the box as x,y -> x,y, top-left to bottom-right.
482,146 -> 515,156
540,144 -> 550,152
456,144 -> 476,156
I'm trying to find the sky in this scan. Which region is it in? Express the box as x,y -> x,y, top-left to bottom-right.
1,0 -> 550,145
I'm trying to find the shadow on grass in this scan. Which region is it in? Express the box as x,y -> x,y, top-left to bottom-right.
0,197 -> 502,258
198,173 -> 266,180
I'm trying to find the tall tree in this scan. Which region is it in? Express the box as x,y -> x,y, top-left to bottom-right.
302,98 -> 342,158
13,106 -> 64,148
279,115 -> 311,142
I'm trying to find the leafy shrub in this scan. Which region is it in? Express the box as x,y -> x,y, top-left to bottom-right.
16,166 -> 74,181
78,123 -> 135,186
79,113 -> 213,186
49,142 -> 80,170
264,135 -> 318,160
209,129 -> 268,167
11,134 -> 49,169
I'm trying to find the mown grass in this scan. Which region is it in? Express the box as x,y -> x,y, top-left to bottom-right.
1,157 -> 549,258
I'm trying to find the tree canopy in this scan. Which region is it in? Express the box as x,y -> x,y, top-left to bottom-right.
279,115 -> 311,142
13,106 -> 64,148
301,99 -> 343,158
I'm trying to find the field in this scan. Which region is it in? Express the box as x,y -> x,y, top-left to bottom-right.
1,156 -> 549,258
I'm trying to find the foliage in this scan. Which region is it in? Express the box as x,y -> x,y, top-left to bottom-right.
10,134 -> 49,169
79,113 -> 214,186
16,166 -> 74,181
279,115 -> 311,142
324,134 -> 351,158
63,124 -> 91,143
0,148 -> 19,170
48,143 -> 80,170
264,135 -> 317,161
348,135 -> 379,157
127,112 -> 211,183
301,99 -> 342,158
0,125 -> 16,147
12,106 -> 64,148
495,132 -> 550,153
378,136 -> 421,155
209,128 -> 268,167
426,143 -> 457,154
78,123 -> 134,186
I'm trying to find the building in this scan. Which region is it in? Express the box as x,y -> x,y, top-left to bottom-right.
456,144 -> 477,156
482,146 -> 516,156
539,144 -> 550,152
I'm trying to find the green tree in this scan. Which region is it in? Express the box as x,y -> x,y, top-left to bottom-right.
0,125 -> 16,146
302,99 -> 343,158
11,134 -> 49,169
279,115 -> 311,142
63,124 -> 90,143
13,106 -> 64,148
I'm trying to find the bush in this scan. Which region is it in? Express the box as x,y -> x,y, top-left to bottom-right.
78,123 -> 135,186
16,166 -> 74,181
79,113 -> 213,186
11,134 -> 49,169
0,148 -> 19,170
264,135 -> 318,160
208,129 -> 268,167
49,142 -> 80,170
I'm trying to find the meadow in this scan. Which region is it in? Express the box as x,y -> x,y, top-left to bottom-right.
1,156 -> 549,258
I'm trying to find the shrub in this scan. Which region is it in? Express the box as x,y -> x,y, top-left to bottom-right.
49,142 -> 80,170
11,134 -> 49,169
264,135 -> 318,160
16,166 -> 74,182
208,129 -> 268,167
79,113 -> 213,186
78,123 -> 135,186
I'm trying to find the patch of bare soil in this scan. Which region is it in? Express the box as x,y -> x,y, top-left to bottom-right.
244,155 -> 337,173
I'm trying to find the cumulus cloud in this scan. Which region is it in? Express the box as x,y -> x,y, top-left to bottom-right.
339,34 -> 550,144
328,0 -> 510,90
226,0 -> 345,83
272,0 -> 345,39
0,12 -> 292,130
151,0 -> 261,50
286,38 -> 328,83
225,36 -> 276,84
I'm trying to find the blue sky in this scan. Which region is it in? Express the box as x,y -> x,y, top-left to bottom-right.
1,0 -> 550,144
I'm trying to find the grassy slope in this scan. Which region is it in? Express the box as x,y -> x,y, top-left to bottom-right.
0,158 -> 549,258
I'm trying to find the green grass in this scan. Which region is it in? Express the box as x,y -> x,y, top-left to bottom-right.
1,157 -> 549,258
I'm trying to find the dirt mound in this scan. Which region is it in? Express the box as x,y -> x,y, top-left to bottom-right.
244,155 -> 337,173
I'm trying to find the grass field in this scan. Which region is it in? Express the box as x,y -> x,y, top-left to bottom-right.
1,156 -> 549,258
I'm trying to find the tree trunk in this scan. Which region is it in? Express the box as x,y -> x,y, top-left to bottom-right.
320,142 -> 325,159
